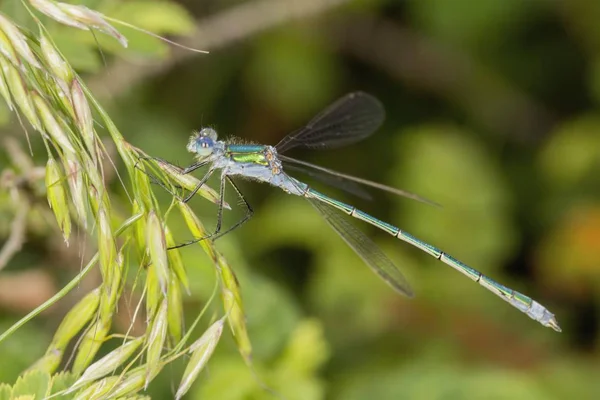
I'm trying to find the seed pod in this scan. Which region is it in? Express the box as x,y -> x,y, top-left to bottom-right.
45,158 -> 71,243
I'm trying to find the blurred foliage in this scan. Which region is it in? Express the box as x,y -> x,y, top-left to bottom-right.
1,0 -> 600,399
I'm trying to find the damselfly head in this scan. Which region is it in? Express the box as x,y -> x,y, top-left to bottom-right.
187,127 -> 218,158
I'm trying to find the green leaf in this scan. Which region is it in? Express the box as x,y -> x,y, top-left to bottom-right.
0,384 -> 11,400
49,371 -> 77,400
11,370 -> 51,399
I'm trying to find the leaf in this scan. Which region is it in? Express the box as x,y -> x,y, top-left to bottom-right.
0,384 -> 11,400
49,372 -> 78,400
11,370 -> 51,399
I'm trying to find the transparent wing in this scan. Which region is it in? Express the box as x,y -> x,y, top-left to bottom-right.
283,162 -> 373,200
275,92 -> 385,153
308,198 -> 414,297
283,155 -> 440,207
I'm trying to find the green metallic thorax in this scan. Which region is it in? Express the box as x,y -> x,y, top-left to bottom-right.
226,144 -> 269,166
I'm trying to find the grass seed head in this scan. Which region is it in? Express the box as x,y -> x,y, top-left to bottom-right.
145,299 -> 168,387
146,211 -> 169,296
98,207 -> 117,284
0,13 -> 41,69
167,272 -> 184,344
29,0 -> 88,30
51,287 -> 100,350
39,32 -> 73,84
72,319 -> 111,375
175,318 -> 224,400
4,61 -> 41,131
72,337 -> 144,390
45,157 -> 71,243
33,92 -> 76,154
70,79 -> 95,157
56,3 -> 128,48
165,226 -> 189,293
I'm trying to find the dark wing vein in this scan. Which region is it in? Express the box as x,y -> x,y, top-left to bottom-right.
275,92 -> 385,153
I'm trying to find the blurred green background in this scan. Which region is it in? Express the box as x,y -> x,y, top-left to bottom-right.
1,0 -> 600,399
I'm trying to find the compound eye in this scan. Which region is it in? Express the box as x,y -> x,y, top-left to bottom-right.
196,136 -> 214,157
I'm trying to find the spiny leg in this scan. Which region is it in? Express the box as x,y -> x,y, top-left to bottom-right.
169,176 -> 254,250
182,167 -> 215,203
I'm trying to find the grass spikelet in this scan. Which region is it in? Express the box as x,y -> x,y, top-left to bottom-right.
55,2 -> 128,47
29,0 -> 87,30
3,59 -> 41,130
0,57 -> 13,109
165,226 -> 189,293
167,271 -> 184,344
70,79 -> 94,158
177,201 -> 216,261
33,91 -> 75,154
39,31 -> 73,84
0,13 -> 41,69
175,317 -> 224,400
63,155 -> 88,228
97,206 -> 116,284
0,29 -> 18,66
146,211 -> 169,296
72,376 -> 120,400
71,337 -> 144,391
72,319 -> 111,375
219,254 -> 252,364
50,287 -> 100,350
105,366 -> 147,398
45,157 -> 71,243
145,299 -> 168,387
145,259 -> 161,320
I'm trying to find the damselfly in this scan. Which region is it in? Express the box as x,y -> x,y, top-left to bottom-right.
156,92 -> 560,332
